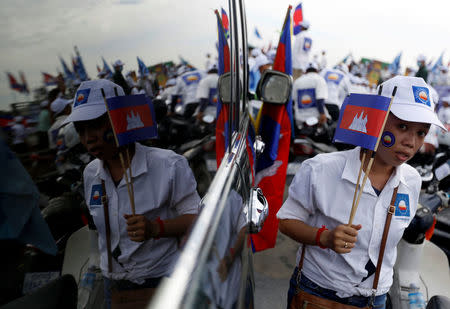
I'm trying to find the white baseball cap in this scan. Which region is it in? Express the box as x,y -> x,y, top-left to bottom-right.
306,61 -> 319,71
300,20 -> 310,29
113,60 -> 124,67
50,97 -> 72,116
378,76 -> 446,131
40,100 -> 49,108
62,79 -> 125,125
254,54 -> 271,69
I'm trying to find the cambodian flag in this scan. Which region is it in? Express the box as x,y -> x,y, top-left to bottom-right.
333,93 -> 391,150
251,6 -> 293,252
6,72 -> 24,93
137,57 -> 149,77
106,94 -> 158,146
42,72 -> 57,86
221,7 -> 229,39
293,2 -> 303,35
19,71 -> 29,94
254,27 -> 262,39
74,46 -> 88,81
388,52 -> 402,75
215,9 -> 231,167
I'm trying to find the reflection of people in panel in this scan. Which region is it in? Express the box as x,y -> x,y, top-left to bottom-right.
203,190 -> 247,309
63,79 -> 200,309
278,76 -> 446,308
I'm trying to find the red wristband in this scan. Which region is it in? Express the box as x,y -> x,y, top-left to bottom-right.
155,217 -> 165,239
316,225 -> 328,249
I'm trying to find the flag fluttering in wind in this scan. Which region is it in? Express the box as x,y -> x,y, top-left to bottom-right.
214,9 -> 231,168
251,6 -> 293,252
221,7 -> 230,39
293,2 -> 303,35
333,93 -> 391,150
431,51 -> 445,73
60,57 -> 75,82
388,52 -> 402,75
74,46 -> 88,81
6,72 -> 25,93
137,57 -> 149,77
106,94 -> 158,146
42,72 -> 57,86
19,71 -> 29,94
102,57 -> 113,79
254,27 -> 262,39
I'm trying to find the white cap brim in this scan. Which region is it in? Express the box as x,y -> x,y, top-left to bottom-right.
390,102 -> 446,131
62,103 -> 106,125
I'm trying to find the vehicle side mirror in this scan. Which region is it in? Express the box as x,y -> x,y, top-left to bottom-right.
247,187 -> 269,234
256,69 -> 292,104
218,72 -> 242,104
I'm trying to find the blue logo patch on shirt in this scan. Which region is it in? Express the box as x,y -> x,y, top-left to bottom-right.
89,184 -> 103,206
303,37 -> 312,51
297,88 -> 317,109
208,88 -> 218,106
74,88 -> 91,107
394,193 -> 410,217
412,86 -> 431,107
182,72 -> 201,86
325,71 -> 343,85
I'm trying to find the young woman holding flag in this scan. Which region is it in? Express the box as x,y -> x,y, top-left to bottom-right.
63,79 -> 200,308
277,76 -> 446,309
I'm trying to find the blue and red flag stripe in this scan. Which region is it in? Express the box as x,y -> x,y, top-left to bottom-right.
221,7 -> 229,39
333,93 -> 391,150
42,72 -> 57,86
251,6 -> 293,252
107,94 -> 158,146
215,9 -> 231,167
7,72 -> 24,92
293,3 -> 303,35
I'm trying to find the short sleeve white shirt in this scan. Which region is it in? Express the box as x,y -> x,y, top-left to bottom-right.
173,70 -> 204,105
47,115 -> 68,149
292,31 -> 313,71
292,72 -> 328,126
83,143 -> 201,283
196,73 -> 219,101
277,147 -> 421,297
321,69 -> 351,108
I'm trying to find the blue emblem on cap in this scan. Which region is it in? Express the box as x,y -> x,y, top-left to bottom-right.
412,86 -> 430,107
89,184 -> 103,206
74,88 -> 91,107
394,193 -> 410,217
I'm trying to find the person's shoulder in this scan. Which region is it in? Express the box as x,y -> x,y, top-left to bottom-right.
302,149 -> 350,173
83,158 -> 101,178
399,163 -> 421,187
141,144 -> 185,165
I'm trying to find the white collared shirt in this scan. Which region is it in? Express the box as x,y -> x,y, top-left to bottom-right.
320,68 -> 351,108
292,31 -> 312,71
83,143 -> 200,283
277,147 -> 421,297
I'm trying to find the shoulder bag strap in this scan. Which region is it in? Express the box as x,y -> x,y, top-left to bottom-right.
101,179 -> 113,273
372,186 -> 399,291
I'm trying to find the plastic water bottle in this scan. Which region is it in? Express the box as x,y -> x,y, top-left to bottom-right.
408,283 -> 426,309
77,266 -> 97,309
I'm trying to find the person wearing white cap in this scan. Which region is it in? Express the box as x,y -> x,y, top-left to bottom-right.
47,97 -> 73,150
292,62 -> 328,130
278,75 -> 446,309
320,64 -> 352,121
171,67 -> 205,118
63,79 -> 200,308
10,116 -> 27,153
415,54 -> 428,82
112,60 -> 131,95
292,20 -> 312,80
195,62 -> 219,121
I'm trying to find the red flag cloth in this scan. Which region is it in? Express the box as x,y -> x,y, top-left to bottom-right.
251,6 -> 293,252
215,9 -> 231,168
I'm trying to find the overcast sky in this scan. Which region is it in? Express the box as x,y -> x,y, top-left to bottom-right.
1,0 -> 449,111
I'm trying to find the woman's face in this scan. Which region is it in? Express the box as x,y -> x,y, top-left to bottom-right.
377,113 -> 430,167
74,114 -> 118,161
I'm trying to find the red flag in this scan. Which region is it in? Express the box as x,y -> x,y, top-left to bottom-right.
42,72 -> 57,86
251,6 -> 293,252
6,72 -> 24,93
19,71 -> 29,94
215,9 -> 231,167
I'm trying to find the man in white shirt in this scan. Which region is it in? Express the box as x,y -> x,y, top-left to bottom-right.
321,64 -> 352,121
195,63 -> 219,121
278,76 -> 446,308
62,79 -> 200,308
292,62 -> 328,131
47,97 -> 72,150
171,68 -> 204,118
292,20 -> 312,80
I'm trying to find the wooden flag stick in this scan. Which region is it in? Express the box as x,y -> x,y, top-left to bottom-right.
126,148 -> 135,199
101,88 -> 136,215
350,148 -> 367,217
347,86 -> 397,225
